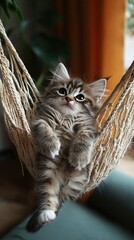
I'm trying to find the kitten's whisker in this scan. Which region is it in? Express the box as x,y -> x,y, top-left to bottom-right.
47,77 -> 58,82
41,89 -> 56,98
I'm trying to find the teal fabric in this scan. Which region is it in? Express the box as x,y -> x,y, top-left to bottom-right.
1,201 -> 134,240
1,170 -> 134,240
89,170 -> 134,232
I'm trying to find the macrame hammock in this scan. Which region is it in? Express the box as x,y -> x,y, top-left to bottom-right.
0,19 -> 134,192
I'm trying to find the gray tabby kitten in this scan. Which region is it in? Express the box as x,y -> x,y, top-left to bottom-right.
27,63 -> 106,232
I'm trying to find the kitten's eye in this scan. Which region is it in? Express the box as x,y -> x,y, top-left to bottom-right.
58,88 -> 67,96
75,94 -> 85,102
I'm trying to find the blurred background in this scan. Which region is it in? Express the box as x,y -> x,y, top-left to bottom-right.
0,0 -> 128,90
0,0 -> 134,237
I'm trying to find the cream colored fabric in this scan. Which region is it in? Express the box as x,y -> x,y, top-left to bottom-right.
0,20 -> 134,190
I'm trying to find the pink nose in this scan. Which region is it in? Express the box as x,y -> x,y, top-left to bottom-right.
65,96 -> 75,106
65,96 -> 73,102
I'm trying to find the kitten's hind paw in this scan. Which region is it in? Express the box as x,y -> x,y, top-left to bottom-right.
39,210 -> 56,223
26,214 -> 42,232
26,210 -> 56,232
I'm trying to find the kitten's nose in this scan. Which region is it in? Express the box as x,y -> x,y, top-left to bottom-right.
65,96 -> 75,105
65,96 -> 73,102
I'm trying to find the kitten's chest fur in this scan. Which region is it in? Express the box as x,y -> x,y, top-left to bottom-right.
54,115 -> 76,157
57,116 -> 75,138
43,105 -> 76,139
55,112 -> 92,157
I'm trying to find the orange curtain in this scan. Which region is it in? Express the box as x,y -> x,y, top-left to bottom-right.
56,0 -> 126,92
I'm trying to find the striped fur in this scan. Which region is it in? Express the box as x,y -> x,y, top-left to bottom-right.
26,63 -> 106,232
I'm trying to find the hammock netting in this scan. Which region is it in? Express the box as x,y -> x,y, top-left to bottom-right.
0,20 -> 134,191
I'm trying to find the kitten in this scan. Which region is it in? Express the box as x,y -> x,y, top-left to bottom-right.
26,63 -> 106,232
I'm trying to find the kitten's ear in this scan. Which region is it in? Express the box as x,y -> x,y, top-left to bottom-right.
53,63 -> 70,80
89,79 -> 107,100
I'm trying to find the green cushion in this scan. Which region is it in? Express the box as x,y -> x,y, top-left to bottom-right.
1,200 -> 134,240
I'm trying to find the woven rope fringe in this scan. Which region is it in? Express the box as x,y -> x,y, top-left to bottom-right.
0,19 -> 134,189
0,20 -> 40,177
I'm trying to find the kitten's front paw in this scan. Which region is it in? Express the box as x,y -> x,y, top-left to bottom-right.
69,150 -> 92,171
50,139 -> 61,159
40,138 -> 61,159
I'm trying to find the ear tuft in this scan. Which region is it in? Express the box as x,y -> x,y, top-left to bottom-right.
89,79 -> 107,100
53,63 -> 70,80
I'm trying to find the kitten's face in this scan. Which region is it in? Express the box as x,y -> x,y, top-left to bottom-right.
43,63 -> 106,116
45,79 -> 97,115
